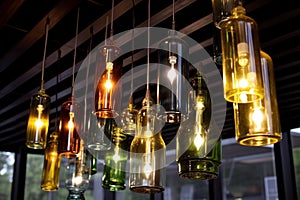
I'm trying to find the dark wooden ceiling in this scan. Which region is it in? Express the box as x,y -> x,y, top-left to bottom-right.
0,0 -> 299,152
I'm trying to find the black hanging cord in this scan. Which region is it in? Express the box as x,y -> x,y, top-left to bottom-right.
41,17 -> 50,90
54,49 -> 61,131
71,7 -> 80,97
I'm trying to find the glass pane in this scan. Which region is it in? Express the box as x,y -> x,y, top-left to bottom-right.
0,151 -> 15,200
24,154 -> 95,200
290,128 -> 300,200
221,138 -> 278,200
164,161 -> 209,200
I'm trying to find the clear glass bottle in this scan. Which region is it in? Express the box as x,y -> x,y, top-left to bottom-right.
157,30 -> 190,123
58,97 -> 81,158
129,90 -> 166,193
41,131 -> 61,191
220,4 -> 264,103
65,141 -> 91,200
86,113 -> 113,151
233,51 -> 282,146
176,73 -> 221,179
26,89 -> 50,149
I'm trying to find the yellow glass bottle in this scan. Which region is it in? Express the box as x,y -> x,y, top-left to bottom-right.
234,51 -> 282,146
26,89 -> 50,149
41,131 -> 61,191
220,4 -> 264,103
129,90 -> 166,193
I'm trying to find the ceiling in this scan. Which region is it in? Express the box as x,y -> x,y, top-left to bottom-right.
0,0 -> 299,152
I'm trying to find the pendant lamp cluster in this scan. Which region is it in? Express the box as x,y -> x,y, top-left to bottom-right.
211,0 -> 282,146
24,0 -> 284,197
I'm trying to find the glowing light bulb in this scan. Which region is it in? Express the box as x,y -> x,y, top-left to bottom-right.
239,78 -> 248,88
239,92 -> 248,103
68,112 -> 75,130
73,176 -> 83,186
167,55 -> 177,84
112,146 -> 121,163
194,133 -> 204,151
143,162 -> 153,179
35,104 -> 44,129
251,107 -> 264,131
105,79 -> 113,90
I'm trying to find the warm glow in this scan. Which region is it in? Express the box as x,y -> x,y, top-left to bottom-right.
239,78 -> 248,88
73,176 -> 83,185
105,79 -> 113,90
196,100 -> 205,110
106,61 -> 113,70
143,162 -> 153,179
251,107 -> 265,131
35,119 -> 44,129
194,133 -> 204,151
68,111 -> 75,131
35,104 -> 44,129
239,92 -> 248,103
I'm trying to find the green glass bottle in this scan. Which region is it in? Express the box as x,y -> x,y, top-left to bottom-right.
176,73 -> 222,179
102,123 -> 127,191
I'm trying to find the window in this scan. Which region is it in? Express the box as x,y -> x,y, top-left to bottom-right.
221,138 -> 278,200
0,151 -> 15,200
290,128 -> 300,199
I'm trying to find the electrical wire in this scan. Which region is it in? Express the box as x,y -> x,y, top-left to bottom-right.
41,18 -> 50,90
71,7 -> 80,97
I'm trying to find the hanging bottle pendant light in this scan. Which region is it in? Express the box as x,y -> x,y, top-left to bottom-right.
41,131 -> 61,191
220,2 -> 264,103
176,73 -> 221,179
157,0 -> 189,123
94,0 -> 121,120
129,0 -> 166,193
26,18 -> 51,149
102,124 -> 128,191
41,50 -> 62,191
233,51 -> 282,146
129,91 -> 166,193
120,4 -> 138,135
64,140 -> 92,200
58,8 -> 81,158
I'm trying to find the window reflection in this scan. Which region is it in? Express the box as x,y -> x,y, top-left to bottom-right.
290,128 -> 300,200
221,138 -> 278,200
0,151 -> 15,200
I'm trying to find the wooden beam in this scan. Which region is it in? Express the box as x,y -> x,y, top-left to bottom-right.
0,0 -> 81,73
0,0 -> 25,29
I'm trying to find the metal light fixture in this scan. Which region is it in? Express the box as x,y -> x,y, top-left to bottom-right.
129,0 -> 166,193
26,18 -> 51,149
220,2 -> 264,103
176,73 -> 221,179
58,8 -> 81,158
233,51 -> 282,146
157,0 -> 189,123
41,50 -> 62,191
